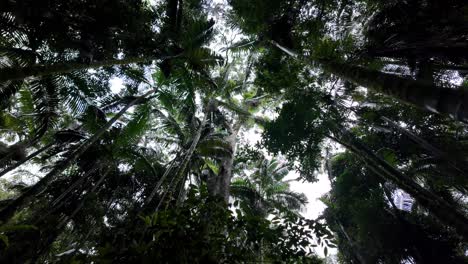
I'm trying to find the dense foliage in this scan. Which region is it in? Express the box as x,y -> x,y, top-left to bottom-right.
0,0 -> 467,263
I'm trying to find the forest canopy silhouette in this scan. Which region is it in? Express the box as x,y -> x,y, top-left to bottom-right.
0,0 -> 467,263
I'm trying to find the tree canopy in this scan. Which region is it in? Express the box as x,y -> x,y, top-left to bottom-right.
0,0 -> 467,263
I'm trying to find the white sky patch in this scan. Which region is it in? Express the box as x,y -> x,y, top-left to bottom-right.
109,77 -> 124,94
242,126 -> 335,257
288,172 -> 330,219
242,128 -> 331,220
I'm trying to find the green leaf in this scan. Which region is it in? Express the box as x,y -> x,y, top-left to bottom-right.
203,158 -> 220,175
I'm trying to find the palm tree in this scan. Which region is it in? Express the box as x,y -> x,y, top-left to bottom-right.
0,0 -> 223,224
0,89 -> 155,224
0,99 -> 163,262
321,151 -> 468,263
229,0 -> 468,123
231,157 -> 307,217
332,126 -> 468,241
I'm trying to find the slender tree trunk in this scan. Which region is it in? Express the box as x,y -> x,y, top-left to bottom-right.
0,169 -> 109,263
144,108 -> 208,211
272,41 -> 468,123
0,90 -> 154,224
0,142 -> 53,178
381,116 -> 468,176
337,221 -> 369,264
320,60 -> 468,122
167,113 -> 208,206
332,128 -> 468,241
143,156 -> 178,210
382,60 -> 468,73
0,55 -> 179,83
58,169 -> 109,228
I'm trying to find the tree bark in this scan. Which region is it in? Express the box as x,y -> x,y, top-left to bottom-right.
320,60 -> 468,122
332,128 -> 468,241
381,116 -> 468,176
0,90 -> 154,224
382,60 -> 468,73
216,120 -> 243,203
367,43 -> 468,62
271,41 -> 468,123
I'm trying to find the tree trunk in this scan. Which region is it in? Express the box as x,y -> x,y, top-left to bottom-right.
320,60 -> 468,122
382,60 -> 468,73
0,142 -> 53,178
168,113 -> 208,206
144,108 -> 209,211
216,121 -> 243,203
367,43 -> 468,62
332,128 -> 468,241
271,41 -> 468,123
0,169 -> 109,263
381,116 -> 468,177
0,55 -> 177,83
337,221 -> 369,264
0,90 -> 154,224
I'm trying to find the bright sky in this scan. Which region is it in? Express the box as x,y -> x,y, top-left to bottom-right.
243,128 -> 331,219
244,126 -> 336,258
44,0 -> 336,256
109,76 -> 332,222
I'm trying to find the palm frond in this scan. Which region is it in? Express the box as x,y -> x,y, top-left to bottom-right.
29,76 -> 61,139
61,71 -> 111,115
272,166 -> 289,180
181,17 -> 215,50
115,103 -> 151,147
0,80 -> 23,109
230,178 -> 258,199
0,47 -> 37,67
154,109 -> 186,143
273,190 -> 308,211
221,39 -> 258,52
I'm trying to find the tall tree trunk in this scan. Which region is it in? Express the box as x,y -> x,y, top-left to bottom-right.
0,168 -> 109,263
367,43 -> 468,62
144,106 -> 209,211
216,120 -> 243,203
167,113 -> 208,206
331,128 -> 468,241
337,221 -> 369,264
272,41 -> 468,123
382,60 -> 468,73
320,60 -> 468,122
0,55 -> 179,83
0,90 -> 154,224
0,142 -> 53,178
381,116 -> 468,177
